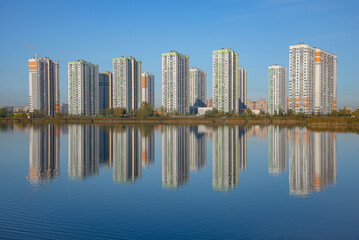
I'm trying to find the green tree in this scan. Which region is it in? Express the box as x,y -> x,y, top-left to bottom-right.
114,107 -> 126,117
287,109 -> 294,116
137,102 -> 153,118
0,108 -> 8,118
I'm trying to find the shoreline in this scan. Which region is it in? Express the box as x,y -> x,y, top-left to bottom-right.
1,116 -> 358,131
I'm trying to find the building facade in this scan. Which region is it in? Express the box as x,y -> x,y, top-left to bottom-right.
162,51 -> 189,114
113,57 -> 142,111
141,72 -> 155,107
238,66 -> 247,112
247,99 -> 268,113
99,72 -> 110,111
213,48 -> 244,113
289,43 -> 337,114
189,67 -> 206,108
268,64 -> 287,115
29,55 -> 60,116
68,60 -> 99,115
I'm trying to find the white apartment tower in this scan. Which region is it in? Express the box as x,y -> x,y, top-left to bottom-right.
238,66 -> 247,111
213,48 -> 243,113
189,67 -> 206,107
268,64 -> 287,115
162,51 -> 189,114
68,60 -> 99,115
141,72 -> 154,107
113,57 -> 142,111
289,43 -> 337,114
29,55 -> 60,116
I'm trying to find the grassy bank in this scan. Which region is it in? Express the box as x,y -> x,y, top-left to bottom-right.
1,116 -> 359,127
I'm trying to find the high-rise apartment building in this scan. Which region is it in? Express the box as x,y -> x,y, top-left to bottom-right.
112,57 -> 142,111
162,51 -> 189,114
189,67 -> 206,108
68,60 -> 99,115
289,43 -> 337,114
268,64 -> 287,115
213,48 -> 245,113
238,66 -> 247,111
99,72 -> 111,111
100,72 -> 113,108
140,72 -> 155,107
29,55 -> 60,116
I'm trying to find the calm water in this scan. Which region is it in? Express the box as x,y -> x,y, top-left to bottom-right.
0,123 -> 358,239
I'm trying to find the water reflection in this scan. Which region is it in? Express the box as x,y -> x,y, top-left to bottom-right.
68,125 -> 100,178
162,126 -> 190,189
288,128 -> 337,196
112,126 -> 142,183
212,126 -> 247,191
268,126 -> 287,175
25,124 -> 338,196
28,125 -> 60,183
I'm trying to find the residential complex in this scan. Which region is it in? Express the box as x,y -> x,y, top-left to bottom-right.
189,67 -> 206,108
141,72 -> 155,107
212,48 -> 246,113
68,60 -> 99,115
268,64 -> 287,115
113,57 -> 142,111
247,99 -> 268,113
99,72 -> 110,111
289,43 -> 337,114
29,54 -> 60,116
162,51 -> 189,114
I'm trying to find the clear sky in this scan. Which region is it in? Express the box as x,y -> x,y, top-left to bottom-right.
0,0 -> 358,108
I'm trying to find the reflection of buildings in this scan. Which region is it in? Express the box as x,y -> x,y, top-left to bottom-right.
288,128 -> 337,196
99,127 -> 110,167
28,125 -> 60,183
141,132 -> 154,167
212,126 -> 247,191
246,125 -> 268,139
112,126 -> 142,183
68,125 -> 99,179
189,126 -> 206,171
162,126 -> 190,189
268,126 -> 287,175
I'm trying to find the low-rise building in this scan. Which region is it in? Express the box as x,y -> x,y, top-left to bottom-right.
198,107 -> 213,116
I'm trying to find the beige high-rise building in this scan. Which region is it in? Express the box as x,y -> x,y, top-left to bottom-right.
268,65 -> 287,115
189,67 -> 206,108
212,48 -> 240,113
29,55 -> 60,116
289,43 -> 337,114
162,51 -> 189,114
113,57 -> 142,111
141,72 -> 154,107
68,60 -> 99,115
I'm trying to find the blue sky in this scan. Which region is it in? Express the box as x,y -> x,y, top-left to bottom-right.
0,0 -> 358,108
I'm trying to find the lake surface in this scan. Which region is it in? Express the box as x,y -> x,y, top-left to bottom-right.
0,123 -> 358,239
